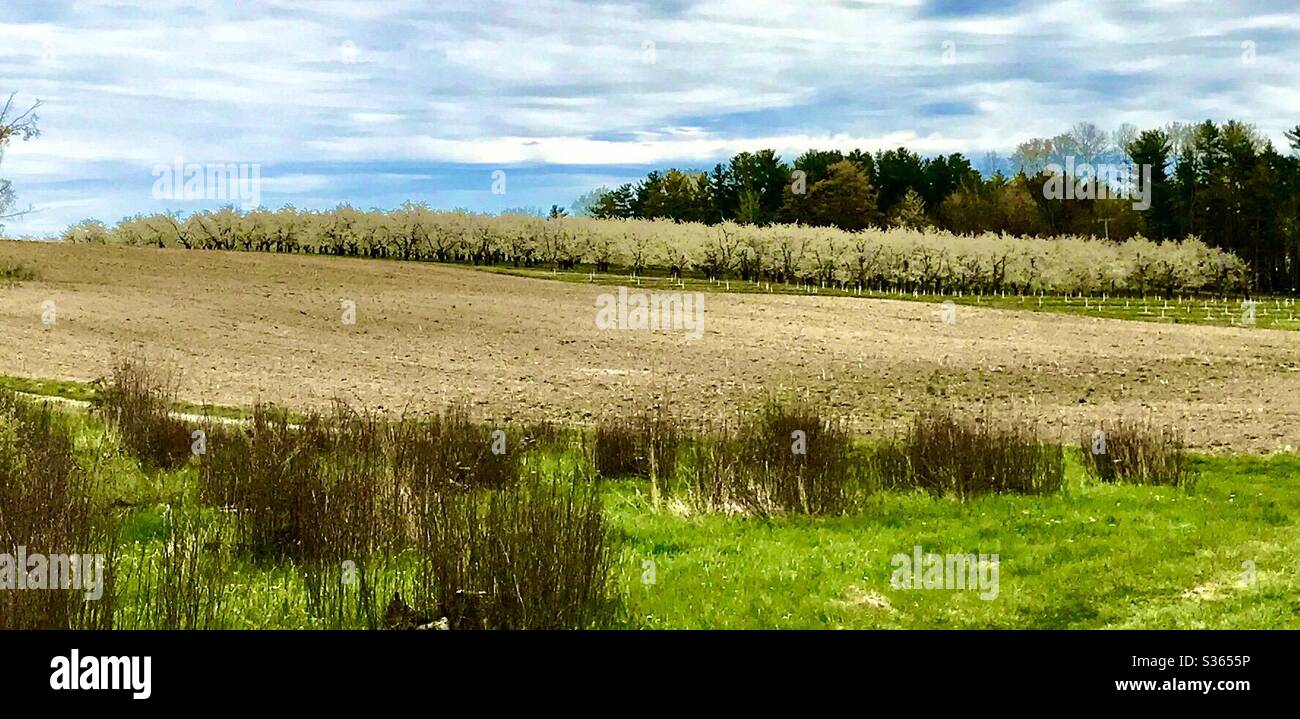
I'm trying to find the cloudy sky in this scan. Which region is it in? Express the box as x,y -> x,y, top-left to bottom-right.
1,0 -> 1297,235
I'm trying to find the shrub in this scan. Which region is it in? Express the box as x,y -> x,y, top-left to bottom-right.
0,390 -> 115,629
1080,420 -> 1191,486
199,404 -> 405,563
408,469 -> 615,629
592,408 -> 681,481
91,358 -> 193,469
680,400 -> 863,515
883,409 -> 1064,499
389,405 -> 519,495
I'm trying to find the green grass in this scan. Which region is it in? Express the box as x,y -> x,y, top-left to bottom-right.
0,374 -> 262,421
0,375 -> 97,402
608,453 -> 1300,628
486,264 -> 1300,332
10,389 -> 1296,629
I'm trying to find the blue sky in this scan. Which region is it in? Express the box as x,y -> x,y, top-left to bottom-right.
1,0 -> 1298,235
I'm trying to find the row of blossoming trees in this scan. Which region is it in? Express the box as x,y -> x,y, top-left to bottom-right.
61,205 -> 1250,297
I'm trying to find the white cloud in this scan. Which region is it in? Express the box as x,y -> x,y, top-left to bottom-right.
1,0 -> 1297,234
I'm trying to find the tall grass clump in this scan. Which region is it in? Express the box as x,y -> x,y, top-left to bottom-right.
91,358 -> 193,469
0,390 -> 116,629
296,407 -> 403,560
517,418 -> 570,454
742,400 -> 858,513
592,408 -> 681,481
680,424 -> 742,512
681,400 -> 863,515
296,407 -> 406,628
881,409 -> 1063,499
198,404 -> 405,565
198,404 -> 406,627
197,404 -> 307,558
407,469 -> 615,629
74,373 -> 618,628
389,405 -> 520,495
198,402 -> 533,626
593,415 -> 641,477
1080,420 -> 1191,486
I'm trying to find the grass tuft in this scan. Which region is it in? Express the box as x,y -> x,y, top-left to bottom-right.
592,407 -> 681,482
408,468 -> 615,629
389,404 -> 520,494
91,358 -> 194,469
680,399 -> 863,516
881,409 -> 1064,499
1080,419 -> 1192,486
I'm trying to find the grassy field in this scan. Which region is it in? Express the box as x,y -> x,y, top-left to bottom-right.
612,454 -> 1299,629
7,385 -> 1296,630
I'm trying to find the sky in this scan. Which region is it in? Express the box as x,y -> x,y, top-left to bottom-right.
1,0 -> 1298,235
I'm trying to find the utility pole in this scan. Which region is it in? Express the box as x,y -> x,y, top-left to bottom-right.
1096,217 -> 1111,241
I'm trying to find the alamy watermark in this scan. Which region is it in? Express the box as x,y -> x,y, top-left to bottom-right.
1042,157 -> 1152,210
151,156 -> 262,210
0,546 -> 105,601
890,545 -> 999,600
595,287 -> 705,340
50,650 -> 151,700
1240,299 -> 1257,326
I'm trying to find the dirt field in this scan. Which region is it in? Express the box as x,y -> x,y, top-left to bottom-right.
3,239 -> 1299,452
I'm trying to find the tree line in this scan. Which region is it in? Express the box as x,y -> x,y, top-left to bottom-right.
64,208 -> 1251,299
584,121 -> 1300,293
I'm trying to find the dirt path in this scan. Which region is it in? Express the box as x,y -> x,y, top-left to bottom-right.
3,240 -> 1299,452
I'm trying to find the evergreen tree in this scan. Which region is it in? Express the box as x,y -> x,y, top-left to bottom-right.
806,160 -> 880,231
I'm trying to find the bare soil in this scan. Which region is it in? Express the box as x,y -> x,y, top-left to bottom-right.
3,240 -> 1299,452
